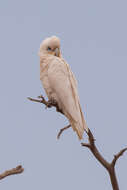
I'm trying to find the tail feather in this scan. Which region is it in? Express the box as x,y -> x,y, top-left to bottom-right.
68,104 -> 88,140
78,103 -> 89,133
69,119 -> 85,140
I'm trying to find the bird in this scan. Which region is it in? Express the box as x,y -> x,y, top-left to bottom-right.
39,36 -> 88,139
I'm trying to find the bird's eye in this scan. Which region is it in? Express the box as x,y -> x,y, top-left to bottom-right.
47,47 -> 52,51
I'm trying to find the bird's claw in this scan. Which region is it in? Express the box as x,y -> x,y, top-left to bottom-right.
37,95 -> 44,100
46,99 -> 57,109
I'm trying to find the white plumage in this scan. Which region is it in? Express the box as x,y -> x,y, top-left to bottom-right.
39,36 -> 88,139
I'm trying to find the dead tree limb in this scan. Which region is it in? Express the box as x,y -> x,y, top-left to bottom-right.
28,96 -> 63,114
0,165 -> 24,180
57,124 -> 71,139
28,95 -> 127,190
111,148 -> 127,167
81,130 -> 127,190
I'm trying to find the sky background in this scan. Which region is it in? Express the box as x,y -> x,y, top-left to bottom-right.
0,0 -> 127,189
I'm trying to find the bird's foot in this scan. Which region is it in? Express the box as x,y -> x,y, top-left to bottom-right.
56,107 -> 63,114
46,98 -> 58,108
47,99 -> 63,114
37,95 -> 45,101
37,96 -> 63,114
37,95 -> 48,105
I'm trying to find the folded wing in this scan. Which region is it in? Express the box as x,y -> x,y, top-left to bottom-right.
48,58 -> 88,139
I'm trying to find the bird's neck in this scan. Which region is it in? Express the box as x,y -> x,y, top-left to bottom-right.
40,54 -> 55,64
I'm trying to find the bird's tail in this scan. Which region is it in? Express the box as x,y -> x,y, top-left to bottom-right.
68,104 -> 88,140
71,121 -> 84,140
70,120 -> 88,140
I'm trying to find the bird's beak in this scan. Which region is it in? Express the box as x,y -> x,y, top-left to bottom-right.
54,48 -> 60,57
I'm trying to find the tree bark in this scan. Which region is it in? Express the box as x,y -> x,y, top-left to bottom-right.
109,167 -> 119,190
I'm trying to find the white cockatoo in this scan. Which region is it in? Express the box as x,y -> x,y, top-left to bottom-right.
39,36 -> 88,139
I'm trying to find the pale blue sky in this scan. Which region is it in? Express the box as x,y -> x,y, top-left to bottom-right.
0,0 -> 127,189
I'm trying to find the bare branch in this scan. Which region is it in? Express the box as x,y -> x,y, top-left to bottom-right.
86,129 -> 96,146
81,130 -> 110,170
57,124 -> 71,139
28,97 -> 42,103
81,129 -> 127,190
28,96 -> 63,114
28,94 -> 127,190
27,96 -> 50,106
81,143 -> 91,148
111,147 -> 127,167
0,165 -> 24,180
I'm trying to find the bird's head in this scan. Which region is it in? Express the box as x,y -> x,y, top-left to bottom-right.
39,36 -> 61,57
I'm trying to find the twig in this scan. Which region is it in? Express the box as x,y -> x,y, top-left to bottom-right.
27,96 -> 50,106
0,165 -> 24,180
111,148 -> 127,167
28,96 -> 63,114
57,124 -> 71,139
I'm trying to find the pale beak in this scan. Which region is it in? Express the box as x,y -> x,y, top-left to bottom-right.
54,48 -> 60,57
